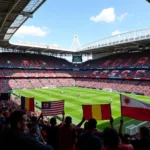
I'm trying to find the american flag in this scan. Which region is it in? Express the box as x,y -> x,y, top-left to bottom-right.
41,100 -> 64,116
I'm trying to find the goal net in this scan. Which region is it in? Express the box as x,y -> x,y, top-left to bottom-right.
126,121 -> 150,135
103,88 -> 113,92
126,125 -> 138,135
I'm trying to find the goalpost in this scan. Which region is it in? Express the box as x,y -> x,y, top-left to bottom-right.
126,121 -> 150,135
103,88 -> 113,92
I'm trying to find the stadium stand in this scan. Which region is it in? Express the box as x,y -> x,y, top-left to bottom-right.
82,51 -> 150,68
0,52 -> 150,96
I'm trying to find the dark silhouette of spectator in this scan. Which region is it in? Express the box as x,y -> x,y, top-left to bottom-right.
131,126 -> 150,150
76,117 -> 102,139
47,117 -> 59,150
102,127 -> 132,150
59,116 -> 77,150
0,110 -> 53,150
77,118 -> 102,150
30,126 -> 40,141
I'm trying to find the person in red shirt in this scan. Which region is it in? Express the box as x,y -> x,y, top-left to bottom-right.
102,127 -> 133,150
131,126 -> 150,150
76,117 -> 102,139
46,117 -> 60,150
59,116 -> 77,150
77,118 -> 102,150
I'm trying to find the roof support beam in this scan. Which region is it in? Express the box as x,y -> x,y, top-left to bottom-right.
0,0 -> 21,32
0,12 -> 19,15
13,45 -> 21,51
26,47 -> 34,51
0,27 -> 18,30
0,33 -> 12,35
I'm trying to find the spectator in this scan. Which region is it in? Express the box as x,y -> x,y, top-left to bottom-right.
102,127 -> 133,150
0,110 -> 53,150
59,116 -> 77,150
76,117 -> 102,138
77,118 -> 102,150
47,117 -> 59,150
140,126 -> 150,138
118,118 -> 133,148
131,126 -> 150,150
31,114 -> 46,144
30,126 -> 40,141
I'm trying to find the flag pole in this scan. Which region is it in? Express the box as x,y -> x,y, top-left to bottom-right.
109,102 -> 112,118
120,93 -> 123,118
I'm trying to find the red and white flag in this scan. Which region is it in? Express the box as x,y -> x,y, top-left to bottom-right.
120,94 -> 150,121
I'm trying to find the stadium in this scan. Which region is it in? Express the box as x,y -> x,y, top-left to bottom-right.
0,0 -> 150,150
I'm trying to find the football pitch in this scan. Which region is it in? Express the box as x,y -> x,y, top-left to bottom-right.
13,87 -> 150,132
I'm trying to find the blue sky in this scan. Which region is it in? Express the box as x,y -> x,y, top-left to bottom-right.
11,0 -> 150,49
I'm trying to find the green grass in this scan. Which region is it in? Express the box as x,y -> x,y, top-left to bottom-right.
13,87 -> 150,132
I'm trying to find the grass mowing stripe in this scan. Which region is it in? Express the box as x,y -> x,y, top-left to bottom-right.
14,87 -> 149,132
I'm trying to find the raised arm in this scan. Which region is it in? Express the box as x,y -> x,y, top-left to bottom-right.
76,117 -> 85,128
110,117 -> 114,128
118,118 -> 124,135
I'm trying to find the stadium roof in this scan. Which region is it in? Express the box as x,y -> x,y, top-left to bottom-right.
0,0 -> 150,54
0,0 -> 51,51
8,27 -> 150,54
79,28 -> 150,54
0,0 -> 74,54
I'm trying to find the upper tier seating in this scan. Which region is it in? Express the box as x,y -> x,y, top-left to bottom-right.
0,69 -> 150,80
0,53 -> 73,68
0,52 -> 150,68
82,51 -> 150,68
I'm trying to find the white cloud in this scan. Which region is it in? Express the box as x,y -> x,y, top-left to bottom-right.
14,25 -> 49,37
90,8 -> 116,23
118,13 -> 128,21
112,30 -> 121,35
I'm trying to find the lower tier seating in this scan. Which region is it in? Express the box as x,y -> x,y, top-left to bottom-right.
76,79 -> 150,96
0,78 -> 150,96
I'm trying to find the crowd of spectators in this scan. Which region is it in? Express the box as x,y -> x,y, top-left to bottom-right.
0,52 -> 149,97
0,52 -> 150,69
76,79 -> 150,96
0,99 -> 150,150
0,78 -> 150,96
0,69 -> 150,79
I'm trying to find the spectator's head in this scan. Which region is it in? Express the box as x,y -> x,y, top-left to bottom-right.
139,137 -> 150,149
88,118 -> 97,130
122,133 -> 131,144
50,117 -> 56,126
31,116 -> 37,123
9,110 -> 27,132
84,121 -> 88,130
65,116 -> 72,125
103,127 -> 119,149
140,126 -> 150,138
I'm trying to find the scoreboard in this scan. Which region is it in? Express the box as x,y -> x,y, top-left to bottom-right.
72,55 -> 82,63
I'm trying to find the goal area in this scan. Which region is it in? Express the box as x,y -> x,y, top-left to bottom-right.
103,88 -> 113,92
126,121 -> 150,135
